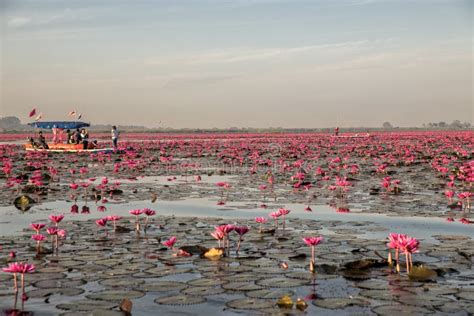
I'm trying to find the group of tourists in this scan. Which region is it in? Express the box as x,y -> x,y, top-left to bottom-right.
28,126 -> 119,150
66,128 -> 92,149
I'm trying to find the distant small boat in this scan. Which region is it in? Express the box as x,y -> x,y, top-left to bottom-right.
25,121 -> 113,153
331,134 -> 372,138
24,143 -> 113,153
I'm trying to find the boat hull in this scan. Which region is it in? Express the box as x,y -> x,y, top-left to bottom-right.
24,143 -> 113,153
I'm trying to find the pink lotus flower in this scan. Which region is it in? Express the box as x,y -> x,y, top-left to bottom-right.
129,209 -> 143,216
97,205 -> 107,212
79,182 -> 90,189
70,204 -> 79,214
30,223 -> 45,233
31,234 -> 46,242
278,208 -> 290,230
269,210 -> 282,229
143,208 -> 156,216
234,226 -> 249,236
106,215 -> 122,231
3,262 -> 36,292
57,229 -> 67,238
31,234 -> 46,254
302,236 -> 323,272
460,218 -> 473,224
211,229 -> 225,247
46,227 -> 58,235
336,207 -> 350,213
49,214 -> 64,226
69,183 -> 79,190
163,236 -> 177,248
303,236 -> 323,247
444,190 -> 454,199
217,224 -> 234,234
234,226 -> 249,255
216,224 -> 234,254
254,217 -> 266,233
96,218 -> 108,227
81,205 -> 90,214
211,229 -> 225,240
386,233 -> 419,273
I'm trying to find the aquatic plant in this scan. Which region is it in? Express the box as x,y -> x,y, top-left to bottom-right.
255,217 -> 267,233
234,226 -> 249,255
302,236 -> 323,273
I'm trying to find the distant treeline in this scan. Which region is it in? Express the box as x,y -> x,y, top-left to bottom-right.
0,116 -> 472,133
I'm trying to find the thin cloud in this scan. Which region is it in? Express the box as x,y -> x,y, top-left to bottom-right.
146,41 -> 369,66
7,17 -> 31,28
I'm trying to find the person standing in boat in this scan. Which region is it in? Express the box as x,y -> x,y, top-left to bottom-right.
111,126 -> 119,150
81,129 -> 89,150
52,125 -> 59,143
334,127 -> 339,136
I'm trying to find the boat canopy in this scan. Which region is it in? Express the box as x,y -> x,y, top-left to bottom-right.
28,121 -> 90,129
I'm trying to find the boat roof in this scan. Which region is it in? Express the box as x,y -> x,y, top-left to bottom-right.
28,121 -> 90,129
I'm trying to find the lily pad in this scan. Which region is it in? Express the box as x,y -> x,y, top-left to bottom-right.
408,266 -> 438,282
246,289 -> 295,299
371,304 -> 433,315
187,278 -> 227,287
135,281 -> 187,292
257,277 -> 310,288
222,282 -> 264,291
56,299 -> 117,311
154,294 -> 206,305
86,290 -> 144,301
181,286 -> 224,296
27,287 -> 84,298
226,298 -> 275,310
313,297 -> 370,309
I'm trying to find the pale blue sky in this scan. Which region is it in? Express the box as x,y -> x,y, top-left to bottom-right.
1,0 -> 472,128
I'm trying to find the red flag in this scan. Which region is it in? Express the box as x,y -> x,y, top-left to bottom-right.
29,108 -> 36,117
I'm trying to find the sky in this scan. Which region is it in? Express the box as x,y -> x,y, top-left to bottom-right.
0,0 -> 472,128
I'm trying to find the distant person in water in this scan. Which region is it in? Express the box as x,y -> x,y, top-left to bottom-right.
335,127 -> 339,136
81,129 -> 89,150
111,126 -> 119,150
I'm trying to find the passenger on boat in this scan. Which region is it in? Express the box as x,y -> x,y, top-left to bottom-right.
74,129 -> 81,144
28,137 -> 39,149
38,131 -> 49,149
81,129 -> 89,150
88,140 -> 98,149
66,129 -> 73,144
52,125 -> 58,143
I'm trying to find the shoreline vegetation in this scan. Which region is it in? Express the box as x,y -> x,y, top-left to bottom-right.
0,116 -> 472,134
